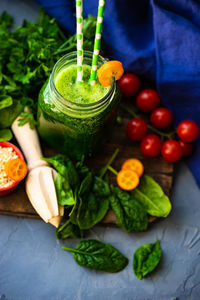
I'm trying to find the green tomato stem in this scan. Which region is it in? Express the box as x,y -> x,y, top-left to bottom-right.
107,166 -> 118,176
120,103 -> 138,118
120,103 -> 175,139
99,148 -> 119,178
147,124 -> 176,139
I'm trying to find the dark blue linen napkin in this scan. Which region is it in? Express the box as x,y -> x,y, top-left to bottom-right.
35,0 -> 200,187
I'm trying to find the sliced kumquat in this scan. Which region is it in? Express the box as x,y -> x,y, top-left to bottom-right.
121,158 -> 144,177
117,169 -> 139,191
97,60 -> 124,87
5,158 -> 28,182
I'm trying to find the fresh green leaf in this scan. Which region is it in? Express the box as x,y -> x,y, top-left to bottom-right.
73,176 -> 110,230
0,128 -> 13,141
62,239 -> 128,273
0,95 -> 13,110
0,11 -> 13,28
78,171 -> 93,196
131,175 -> 172,217
18,111 -> 37,129
53,15 -> 100,56
109,186 -> 148,232
46,156 -> 109,230
42,154 -> 79,189
76,156 -> 90,180
0,100 -> 22,129
0,11 -> 99,133
69,189 -> 79,225
56,219 -> 84,239
55,173 -> 75,206
133,240 -> 162,279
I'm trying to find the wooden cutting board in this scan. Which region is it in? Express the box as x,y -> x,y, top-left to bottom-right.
0,112 -> 174,223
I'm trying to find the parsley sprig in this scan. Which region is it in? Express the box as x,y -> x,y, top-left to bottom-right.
0,11 -> 98,140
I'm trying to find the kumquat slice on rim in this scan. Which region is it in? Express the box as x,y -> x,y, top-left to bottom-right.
97,60 -> 124,87
117,169 -> 139,191
121,158 -> 144,177
5,158 -> 28,182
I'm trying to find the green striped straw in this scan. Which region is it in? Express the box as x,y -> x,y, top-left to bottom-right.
76,0 -> 84,84
90,0 -> 106,85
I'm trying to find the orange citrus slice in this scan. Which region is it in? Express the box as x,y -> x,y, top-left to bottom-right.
97,60 -> 124,87
122,158 -> 144,177
5,158 -> 28,182
117,169 -> 139,191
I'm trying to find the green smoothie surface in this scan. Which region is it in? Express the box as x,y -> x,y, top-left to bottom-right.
55,65 -> 110,104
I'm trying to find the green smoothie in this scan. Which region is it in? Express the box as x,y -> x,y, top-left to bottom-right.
37,51 -> 121,159
55,65 -> 109,104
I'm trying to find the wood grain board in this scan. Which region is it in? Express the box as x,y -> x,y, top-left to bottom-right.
0,112 -> 174,223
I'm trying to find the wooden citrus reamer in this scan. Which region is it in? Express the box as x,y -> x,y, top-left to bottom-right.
12,113 -> 64,227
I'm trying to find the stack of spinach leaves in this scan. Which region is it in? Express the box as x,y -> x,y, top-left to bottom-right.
0,11 -> 98,141
42,155 -> 111,238
42,153 -> 169,274
42,153 -> 171,239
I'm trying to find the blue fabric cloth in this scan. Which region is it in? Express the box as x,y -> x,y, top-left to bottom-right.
35,0 -> 200,187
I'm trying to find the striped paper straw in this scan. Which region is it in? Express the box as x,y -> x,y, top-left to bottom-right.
90,0 -> 106,85
76,0 -> 84,84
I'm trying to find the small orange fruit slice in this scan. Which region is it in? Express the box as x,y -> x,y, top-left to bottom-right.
117,169 -> 139,191
122,158 -> 144,177
97,60 -> 124,87
5,158 -> 28,182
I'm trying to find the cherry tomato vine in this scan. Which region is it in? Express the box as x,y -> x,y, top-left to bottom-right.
118,73 -> 199,163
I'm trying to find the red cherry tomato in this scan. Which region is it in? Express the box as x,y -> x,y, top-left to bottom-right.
118,73 -> 141,98
136,89 -> 160,113
178,140 -> 194,157
177,120 -> 199,142
161,140 -> 183,163
126,118 -> 148,141
140,134 -> 162,157
150,107 -> 173,129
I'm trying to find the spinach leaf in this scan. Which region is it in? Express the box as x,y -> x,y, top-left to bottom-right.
0,129 -> 13,141
133,240 -> 162,279
69,189 -> 79,225
69,159 -> 110,229
131,175 -> 171,217
76,156 -> 90,179
42,154 -> 79,189
62,239 -> 128,273
78,171 -> 93,196
55,173 -> 75,206
110,186 -> 148,232
56,219 -> 84,240
76,176 -> 110,229
0,100 -> 22,129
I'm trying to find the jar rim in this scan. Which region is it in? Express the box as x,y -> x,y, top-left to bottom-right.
50,50 -> 115,111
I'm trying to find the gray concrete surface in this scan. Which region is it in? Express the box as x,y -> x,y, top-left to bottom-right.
0,1 -> 200,299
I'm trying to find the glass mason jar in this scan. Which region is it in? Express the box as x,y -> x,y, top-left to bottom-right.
37,51 -> 121,160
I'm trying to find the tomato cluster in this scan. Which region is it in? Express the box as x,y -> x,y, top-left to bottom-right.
118,73 -> 199,163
